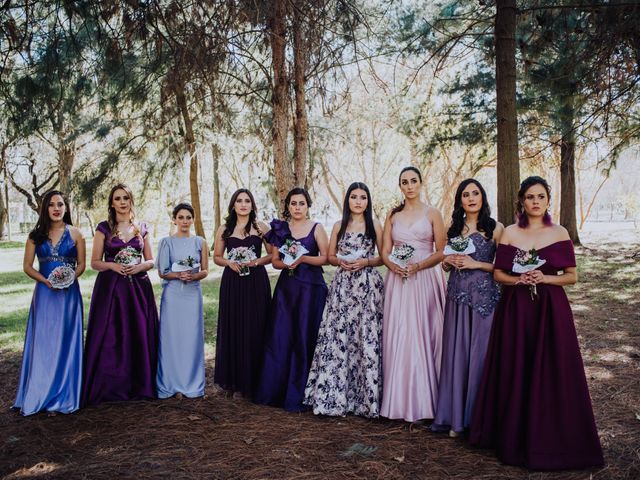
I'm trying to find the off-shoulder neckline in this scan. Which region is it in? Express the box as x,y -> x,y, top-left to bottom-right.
499,239 -> 572,251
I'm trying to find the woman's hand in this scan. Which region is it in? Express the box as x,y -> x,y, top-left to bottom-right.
524,269 -> 545,284
341,258 -> 369,272
42,279 -> 54,289
406,262 -> 420,277
288,255 -> 306,270
226,260 -> 242,274
452,254 -> 478,270
111,262 -> 127,275
391,264 -> 408,278
122,263 -> 145,276
179,271 -> 194,283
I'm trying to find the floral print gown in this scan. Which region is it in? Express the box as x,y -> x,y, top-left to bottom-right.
304,232 -> 384,418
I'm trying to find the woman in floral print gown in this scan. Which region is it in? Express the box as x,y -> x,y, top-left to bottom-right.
304,182 -> 385,418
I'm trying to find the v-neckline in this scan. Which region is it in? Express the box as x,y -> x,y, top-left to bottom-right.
48,226 -> 67,251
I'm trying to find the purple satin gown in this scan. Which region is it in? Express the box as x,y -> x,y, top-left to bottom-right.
470,241 -> 603,470
253,220 -> 328,412
82,221 -> 159,406
214,235 -> 271,396
432,232 -> 500,433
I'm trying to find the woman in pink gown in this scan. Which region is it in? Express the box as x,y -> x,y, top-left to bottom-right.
380,166 -> 447,422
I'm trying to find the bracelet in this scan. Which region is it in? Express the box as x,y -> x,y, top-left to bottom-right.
366,258 -> 370,266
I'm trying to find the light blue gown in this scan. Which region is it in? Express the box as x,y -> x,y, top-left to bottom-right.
156,235 -> 205,398
13,226 -> 84,415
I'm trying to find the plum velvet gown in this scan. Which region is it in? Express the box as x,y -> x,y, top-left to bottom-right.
470,241 -> 604,470
214,234 -> 271,397
82,221 -> 159,406
254,220 -> 328,412
432,232 -> 500,433
13,226 -> 83,415
156,235 -> 205,398
380,216 -> 446,422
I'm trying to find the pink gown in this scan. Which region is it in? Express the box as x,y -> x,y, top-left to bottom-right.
380,216 -> 447,421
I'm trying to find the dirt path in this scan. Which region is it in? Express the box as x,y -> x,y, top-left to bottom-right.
1,245 -> 638,479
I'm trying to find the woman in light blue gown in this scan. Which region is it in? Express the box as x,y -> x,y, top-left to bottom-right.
14,190 -> 86,416
156,203 -> 209,398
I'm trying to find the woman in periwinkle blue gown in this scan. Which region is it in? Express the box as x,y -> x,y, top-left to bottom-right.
156,203 -> 209,399
432,179 -> 503,436
254,187 -> 329,412
14,190 -> 86,416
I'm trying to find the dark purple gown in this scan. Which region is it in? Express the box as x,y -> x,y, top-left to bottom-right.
214,235 -> 271,396
82,221 -> 159,406
469,241 -> 603,470
253,220 -> 328,412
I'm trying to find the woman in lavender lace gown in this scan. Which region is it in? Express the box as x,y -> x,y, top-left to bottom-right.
82,184 -> 159,406
470,176 -> 603,470
380,167 -> 447,422
304,182 -> 384,418
254,188 -> 328,412
432,179 -> 503,436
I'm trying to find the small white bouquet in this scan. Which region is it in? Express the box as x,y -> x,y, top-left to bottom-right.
336,249 -> 368,263
114,246 -> 142,283
227,245 -> 258,276
279,239 -> 309,276
389,243 -> 415,282
47,265 -> 76,289
512,248 -> 546,300
443,235 -> 476,256
171,255 -> 201,286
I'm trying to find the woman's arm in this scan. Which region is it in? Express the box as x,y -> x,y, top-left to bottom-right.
23,239 -> 52,287
327,222 -> 342,267
71,227 -> 86,278
410,208 -> 445,274
253,222 -> 273,267
212,226 -> 242,274
298,224 -> 328,266
91,231 -> 125,274
192,237 -> 209,281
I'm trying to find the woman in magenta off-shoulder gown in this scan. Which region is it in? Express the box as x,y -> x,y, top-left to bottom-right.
470,176 -> 603,470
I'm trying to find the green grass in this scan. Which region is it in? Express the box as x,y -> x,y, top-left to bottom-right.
0,241 -> 23,249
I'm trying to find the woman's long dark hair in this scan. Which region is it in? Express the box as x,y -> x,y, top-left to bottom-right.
107,183 -> 139,237
447,178 -> 496,239
389,166 -> 422,217
282,187 -> 313,220
223,189 -> 260,238
516,176 -> 553,227
29,190 -> 73,245
337,182 -> 376,243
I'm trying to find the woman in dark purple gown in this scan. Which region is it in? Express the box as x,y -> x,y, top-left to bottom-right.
469,176 -> 603,470
82,184 -> 159,406
254,187 -> 329,412
213,189 -> 272,397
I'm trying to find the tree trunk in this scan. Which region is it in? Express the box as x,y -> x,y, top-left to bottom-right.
292,2 -> 309,188
0,176 -> 6,239
175,82 -> 206,238
495,0 -> 520,225
269,0 -> 294,208
212,143 -> 221,236
560,127 -> 581,244
57,139 -> 75,194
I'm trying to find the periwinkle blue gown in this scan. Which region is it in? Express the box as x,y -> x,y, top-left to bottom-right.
155,235 -> 205,398
13,226 -> 84,415
254,220 -> 328,412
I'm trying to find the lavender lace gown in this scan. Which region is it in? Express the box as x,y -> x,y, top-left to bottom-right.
380,216 -> 447,421
254,220 -> 328,412
432,232 -> 500,433
82,221 -> 159,406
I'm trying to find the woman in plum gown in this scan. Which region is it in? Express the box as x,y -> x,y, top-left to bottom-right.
254,187 -> 328,412
380,166 -> 447,422
156,203 -> 209,399
213,189 -> 272,398
82,184 -> 159,406
304,182 -> 385,418
470,176 -> 604,470
432,179 -> 503,436
14,190 -> 85,416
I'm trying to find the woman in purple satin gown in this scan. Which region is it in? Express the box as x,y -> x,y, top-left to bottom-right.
213,189 -> 272,397
82,184 -> 159,406
254,187 -> 329,412
432,179 -> 503,436
470,176 -> 603,470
